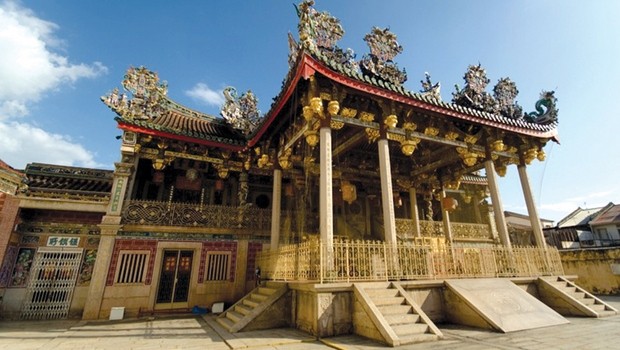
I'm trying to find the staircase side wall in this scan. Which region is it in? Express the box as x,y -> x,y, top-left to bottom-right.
291,287 -> 352,337
242,291 -> 292,331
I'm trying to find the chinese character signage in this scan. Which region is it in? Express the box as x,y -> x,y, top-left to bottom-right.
47,236 -> 80,247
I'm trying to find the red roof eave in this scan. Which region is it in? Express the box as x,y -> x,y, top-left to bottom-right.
257,53 -> 558,142
118,122 -> 245,152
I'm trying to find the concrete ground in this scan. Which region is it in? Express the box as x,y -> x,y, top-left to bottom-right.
1,296 -> 618,350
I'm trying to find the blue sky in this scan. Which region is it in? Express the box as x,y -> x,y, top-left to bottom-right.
0,0 -> 619,222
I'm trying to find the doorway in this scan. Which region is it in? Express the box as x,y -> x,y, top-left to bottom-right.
155,249 -> 193,309
20,248 -> 83,320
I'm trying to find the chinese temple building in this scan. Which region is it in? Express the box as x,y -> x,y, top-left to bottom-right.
0,1 -> 616,346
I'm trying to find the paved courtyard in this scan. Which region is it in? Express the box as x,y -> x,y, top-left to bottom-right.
1,296 -> 618,350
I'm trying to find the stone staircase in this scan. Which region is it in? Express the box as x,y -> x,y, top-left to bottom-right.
538,276 -> 618,318
355,282 -> 441,346
216,282 -> 288,333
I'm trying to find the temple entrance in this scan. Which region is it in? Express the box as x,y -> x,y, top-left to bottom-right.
20,248 -> 83,320
155,249 -> 193,309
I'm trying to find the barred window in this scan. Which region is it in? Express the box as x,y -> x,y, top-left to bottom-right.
206,252 -> 230,281
115,251 -> 149,284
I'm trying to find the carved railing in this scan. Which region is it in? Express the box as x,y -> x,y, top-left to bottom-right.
419,220 -> 444,236
121,200 -> 271,231
256,239 -> 564,283
451,222 -> 492,240
396,219 -> 492,241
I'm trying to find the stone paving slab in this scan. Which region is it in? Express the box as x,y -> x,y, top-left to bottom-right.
0,296 -> 618,349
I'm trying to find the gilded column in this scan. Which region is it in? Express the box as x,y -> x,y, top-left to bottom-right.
270,168 -> 282,251
484,159 -> 512,249
319,126 -> 334,249
82,160 -> 133,320
408,187 -> 421,237
441,188 -> 454,244
378,138 -> 397,244
518,164 -> 546,249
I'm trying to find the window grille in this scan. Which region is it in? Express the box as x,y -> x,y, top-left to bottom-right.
205,252 -> 230,281
115,251 -> 148,284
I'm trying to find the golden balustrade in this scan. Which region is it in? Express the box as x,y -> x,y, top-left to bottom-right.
121,200 -> 272,230
396,219 -> 492,241
256,238 -> 564,283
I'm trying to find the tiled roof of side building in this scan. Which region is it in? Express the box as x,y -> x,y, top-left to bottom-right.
589,204 -> 620,226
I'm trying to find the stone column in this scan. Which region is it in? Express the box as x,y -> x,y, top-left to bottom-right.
441,188 -> 454,244
409,187 -> 421,237
82,161 -> 133,320
319,126 -> 334,249
484,160 -> 512,249
518,164 -> 546,249
270,168 -> 282,251
378,139 -> 397,245
234,238 -> 249,298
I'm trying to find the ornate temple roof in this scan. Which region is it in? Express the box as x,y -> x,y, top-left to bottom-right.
22,163 -> 113,199
103,1 -> 558,151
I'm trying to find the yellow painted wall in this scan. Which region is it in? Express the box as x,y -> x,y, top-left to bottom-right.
559,248 -> 620,294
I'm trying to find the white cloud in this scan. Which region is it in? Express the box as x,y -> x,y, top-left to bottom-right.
185,83 -> 224,106
0,1 -> 107,119
0,120 -> 99,169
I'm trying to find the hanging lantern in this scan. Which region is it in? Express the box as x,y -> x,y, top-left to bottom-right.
442,196 -> 459,212
394,192 -> 403,207
153,171 -> 164,184
186,168 -> 198,182
341,180 -> 357,204
215,179 -> 224,191
285,184 -> 294,197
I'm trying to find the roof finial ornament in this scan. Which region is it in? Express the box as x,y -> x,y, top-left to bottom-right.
294,1 -> 356,69
420,72 -> 441,101
220,87 -> 263,136
360,27 -> 407,85
101,66 -> 167,120
493,77 -> 523,120
525,90 -> 558,125
452,63 -> 494,112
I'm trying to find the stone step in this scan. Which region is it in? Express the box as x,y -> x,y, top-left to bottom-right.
251,293 -> 268,302
572,291 -> 586,299
258,287 -> 277,295
225,310 -> 244,323
596,310 -> 617,317
216,316 -> 234,331
378,304 -> 412,315
371,296 -> 406,306
243,298 -> 260,308
392,323 -> 429,336
589,303 -> 606,311
398,333 -> 439,345
581,297 -> 596,306
365,288 -> 400,298
235,304 -> 253,316
384,313 -> 420,325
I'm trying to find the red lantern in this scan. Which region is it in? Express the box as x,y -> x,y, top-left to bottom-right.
153,171 -> 164,184
442,197 -> 458,212
215,179 -> 224,192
